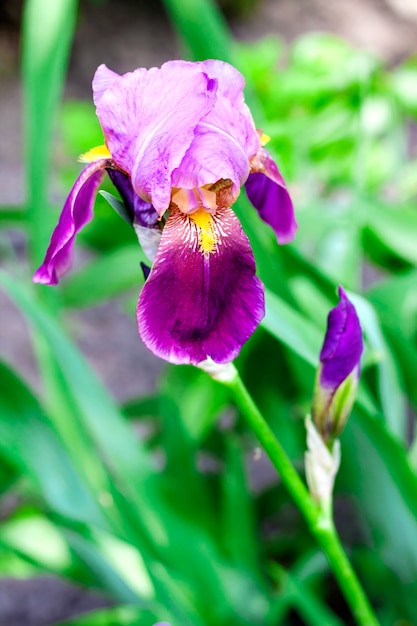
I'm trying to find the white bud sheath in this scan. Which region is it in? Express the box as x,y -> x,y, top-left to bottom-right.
196,358 -> 238,383
134,223 -> 162,262
305,415 -> 341,511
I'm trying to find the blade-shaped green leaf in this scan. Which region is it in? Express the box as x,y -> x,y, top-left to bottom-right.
339,407 -> 417,622
0,360 -> 104,525
63,529 -> 151,605
262,289 -> 320,366
267,562 -> 344,626
365,202 -> 417,266
349,292 -> 407,441
0,207 -> 26,226
221,437 -> 259,573
22,0 -> 78,266
61,244 -> 145,308
161,0 -> 233,63
99,191 -> 133,226
0,512 -> 72,574
0,272 -> 167,545
55,606 -> 160,626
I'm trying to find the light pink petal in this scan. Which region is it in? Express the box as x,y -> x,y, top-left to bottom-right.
92,64 -> 121,106
201,60 -> 259,159
95,61 -> 218,214
171,123 -> 250,197
172,61 -> 260,193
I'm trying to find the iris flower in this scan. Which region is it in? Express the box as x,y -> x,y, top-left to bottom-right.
34,60 -> 296,365
312,286 -> 363,440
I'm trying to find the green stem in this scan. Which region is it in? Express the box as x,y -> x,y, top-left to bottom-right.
225,373 -> 379,626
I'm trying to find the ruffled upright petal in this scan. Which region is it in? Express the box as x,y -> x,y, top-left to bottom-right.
137,207 -> 265,365
95,61 -> 218,214
33,161 -> 107,285
246,147 -> 297,244
92,64 -> 120,106
172,60 -> 259,196
171,124 -> 250,199
201,60 -> 259,159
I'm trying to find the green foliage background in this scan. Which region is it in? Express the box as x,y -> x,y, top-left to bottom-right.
1,0 -> 417,623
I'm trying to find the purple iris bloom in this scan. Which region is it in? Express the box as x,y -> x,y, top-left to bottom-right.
312,287 -> 363,440
33,60 -> 297,365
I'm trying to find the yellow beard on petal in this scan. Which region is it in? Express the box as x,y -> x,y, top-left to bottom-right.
260,132 -> 270,146
79,144 -> 112,163
189,209 -> 217,256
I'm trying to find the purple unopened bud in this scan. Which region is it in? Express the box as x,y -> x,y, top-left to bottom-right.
312,286 -> 363,441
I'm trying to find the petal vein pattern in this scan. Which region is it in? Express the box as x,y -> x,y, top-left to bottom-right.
198,122 -> 249,164
137,207 -> 265,365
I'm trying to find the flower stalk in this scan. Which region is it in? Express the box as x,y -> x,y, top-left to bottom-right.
222,372 -> 379,626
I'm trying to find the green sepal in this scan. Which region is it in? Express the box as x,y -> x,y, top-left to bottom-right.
312,367 -> 359,443
100,190 -> 133,226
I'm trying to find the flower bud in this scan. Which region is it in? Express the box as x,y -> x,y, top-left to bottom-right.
312,286 -> 363,442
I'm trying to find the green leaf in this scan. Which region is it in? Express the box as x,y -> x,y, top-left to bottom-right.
0,272 -> 167,545
221,437 -> 259,572
0,207 -> 26,225
367,268 -> 417,346
262,289 -> 320,366
100,191 -> 133,226
122,395 -> 160,420
61,244 -> 145,308
55,606 -> 160,626
63,528 -> 152,605
390,60 -> 417,114
365,202 -> 417,266
60,100 -> 103,156
268,561 -> 344,626
294,202 -> 363,290
161,0 -> 233,63
161,365 -> 229,442
349,292 -> 407,441
339,407 -> 417,623
0,360 -> 104,524
22,0 -> 78,266
0,512 -> 72,574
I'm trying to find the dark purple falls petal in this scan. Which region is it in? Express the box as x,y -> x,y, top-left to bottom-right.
320,286 -> 363,391
137,207 -> 265,365
33,160 -> 107,285
245,148 -> 297,244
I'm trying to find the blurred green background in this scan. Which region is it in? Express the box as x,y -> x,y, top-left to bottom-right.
1,0 -> 417,624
